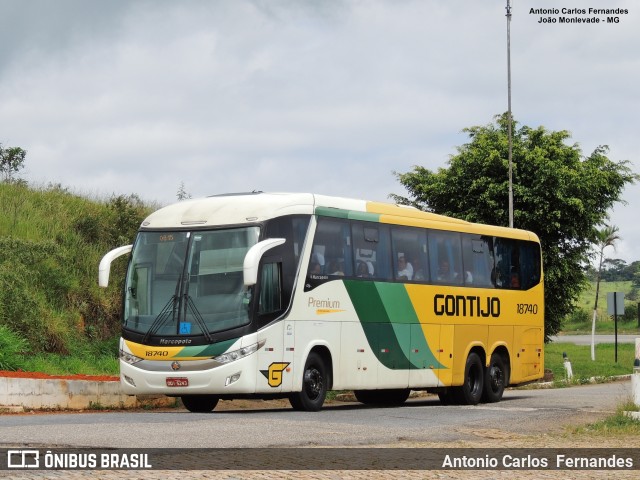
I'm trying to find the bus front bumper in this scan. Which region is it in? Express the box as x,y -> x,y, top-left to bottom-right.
119,355 -> 258,395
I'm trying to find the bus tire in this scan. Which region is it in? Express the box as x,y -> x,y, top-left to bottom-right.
289,352 -> 328,412
482,353 -> 508,403
455,352 -> 484,405
354,389 -> 410,406
181,395 -> 219,413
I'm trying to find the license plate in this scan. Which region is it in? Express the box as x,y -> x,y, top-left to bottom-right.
166,377 -> 188,387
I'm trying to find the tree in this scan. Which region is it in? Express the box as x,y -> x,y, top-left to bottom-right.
106,194 -> 147,247
392,114 -> 638,338
599,258 -> 627,282
176,181 -> 192,201
590,224 -> 620,360
0,143 -> 27,182
633,262 -> 640,289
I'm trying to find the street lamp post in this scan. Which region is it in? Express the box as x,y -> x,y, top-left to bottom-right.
506,0 -> 514,228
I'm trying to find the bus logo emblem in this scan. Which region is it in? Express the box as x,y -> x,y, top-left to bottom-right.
260,362 -> 290,387
171,361 -> 181,371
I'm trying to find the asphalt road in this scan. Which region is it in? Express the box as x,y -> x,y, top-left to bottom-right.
0,380 -> 632,449
550,334 -> 638,345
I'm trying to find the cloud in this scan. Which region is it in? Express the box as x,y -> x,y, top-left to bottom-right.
1,0 -> 638,261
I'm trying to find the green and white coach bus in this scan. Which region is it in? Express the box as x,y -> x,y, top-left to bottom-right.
99,192 -> 544,412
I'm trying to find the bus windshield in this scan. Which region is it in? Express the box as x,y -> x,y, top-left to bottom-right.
123,227 -> 260,339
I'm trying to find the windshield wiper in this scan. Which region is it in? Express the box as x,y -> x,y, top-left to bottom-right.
142,295 -> 179,344
185,295 -> 213,343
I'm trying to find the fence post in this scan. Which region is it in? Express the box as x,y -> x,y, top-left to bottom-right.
633,339 -> 640,407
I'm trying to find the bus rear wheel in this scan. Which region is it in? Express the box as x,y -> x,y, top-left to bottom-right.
289,352 -> 328,412
482,353 -> 508,403
455,352 -> 484,405
181,395 -> 219,413
354,389 -> 411,406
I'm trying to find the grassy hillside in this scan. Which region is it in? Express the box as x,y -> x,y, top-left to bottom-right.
0,182 -> 150,372
575,280 -> 636,315
563,280 -> 639,333
2,181 -> 637,374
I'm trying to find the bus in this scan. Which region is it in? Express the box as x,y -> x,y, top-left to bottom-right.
99,192 -> 544,412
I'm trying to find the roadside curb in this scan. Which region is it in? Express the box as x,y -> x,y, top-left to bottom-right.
527,374 -> 632,389
334,376 -> 633,403
0,376 -> 174,412
1,374 -> 634,412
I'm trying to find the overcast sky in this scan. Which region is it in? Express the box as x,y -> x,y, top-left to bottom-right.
1,0 -> 638,262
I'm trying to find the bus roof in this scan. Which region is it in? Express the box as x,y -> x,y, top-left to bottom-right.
140,192 -> 539,242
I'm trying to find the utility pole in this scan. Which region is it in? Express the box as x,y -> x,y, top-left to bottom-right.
506,0 -> 514,228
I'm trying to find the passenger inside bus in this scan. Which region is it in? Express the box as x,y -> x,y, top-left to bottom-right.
396,256 -> 413,280
411,257 -> 425,280
309,261 -> 322,275
356,261 -> 371,278
437,259 -> 458,282
328,260 -> 344,276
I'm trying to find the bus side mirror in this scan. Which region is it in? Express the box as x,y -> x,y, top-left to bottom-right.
243,238 -> 285,286
99,245 -> 133,287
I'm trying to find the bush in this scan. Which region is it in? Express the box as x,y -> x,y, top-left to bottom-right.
0,183 -> 151,366
624,303 -> 638,323
563,307 -> 591,331
0,325 -> 28,371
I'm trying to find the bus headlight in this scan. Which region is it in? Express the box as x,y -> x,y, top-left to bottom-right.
214,340 -> 265,364
120,349 -> 143,365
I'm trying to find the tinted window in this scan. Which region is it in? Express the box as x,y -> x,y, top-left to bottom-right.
462,234 -> 494,287
352,222 -> 390,280
305,218 -> 352,290
493,238 -> 542,290
428,230 -> 463,285
392,227 -> 428,282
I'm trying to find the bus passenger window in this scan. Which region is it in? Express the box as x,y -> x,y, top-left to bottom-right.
391,227 -> 428,282
519,241 -> 541,290
259,262 -> 282,314
428,231 -> 463,285
462,235 -> 494,287
493,238 -> 521,289
352,222 -> 390,281
305,218 -> 352,290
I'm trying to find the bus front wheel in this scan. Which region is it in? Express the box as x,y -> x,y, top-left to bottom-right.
181,395 -> 219,413
289,352 -> 328,412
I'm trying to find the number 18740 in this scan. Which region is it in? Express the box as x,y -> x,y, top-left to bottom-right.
517,303 -> 538,315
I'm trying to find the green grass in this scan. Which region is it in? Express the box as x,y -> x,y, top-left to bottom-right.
545,342 -> 635,383
18,353 -> 119,376
576,280 -> 634,314
11,336 -> 120,376
573,399 -> 640,435
563,280 -> 640,334
562,316 -> 640,335
0,182 -> 150,365
562,281 -> 640,333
